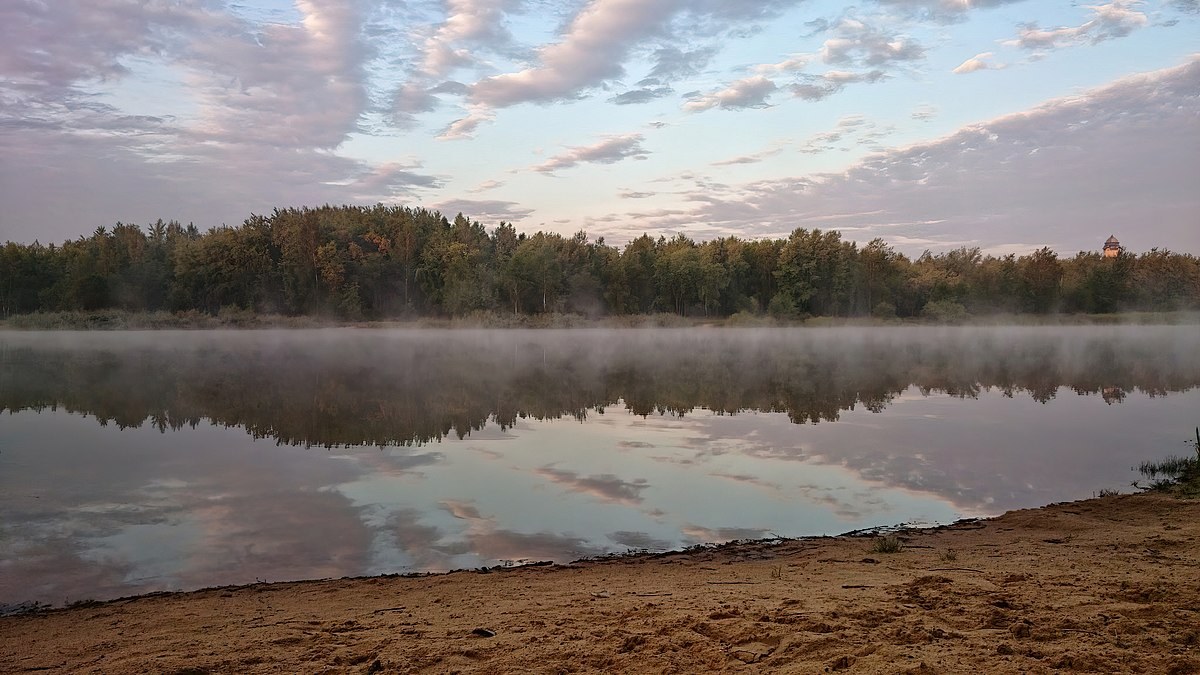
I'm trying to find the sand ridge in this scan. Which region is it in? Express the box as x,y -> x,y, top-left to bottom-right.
2,493 -> 1199,674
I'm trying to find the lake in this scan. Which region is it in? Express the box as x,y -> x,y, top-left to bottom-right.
1,326 -> 1197,608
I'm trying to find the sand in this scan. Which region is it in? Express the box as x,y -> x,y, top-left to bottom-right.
2,493 -> 1199,674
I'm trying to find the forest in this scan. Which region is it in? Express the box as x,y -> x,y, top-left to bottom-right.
1,204 -> 1197,320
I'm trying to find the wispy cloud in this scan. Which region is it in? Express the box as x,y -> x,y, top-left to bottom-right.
437,105 -> 495,140
711,147 -> 784,166
641,45 -> 719,84
753,54 -> 812,76
791,70 -> 888,101
871,0 -> 1028,23
911,103 -> 938,120
469,179 -> 506,193
469,0 -> 683,108
417,0 -> 517,79
609,86 -> 674,105
819,16 -> 926,67
953,52 -> 1003,74
1007,1 -> 1148,51
431,198 -> 533,221
532,133 -> 649,173
342,162 -> 444,200
684,75 -> 777,111
796,115 -> 893,154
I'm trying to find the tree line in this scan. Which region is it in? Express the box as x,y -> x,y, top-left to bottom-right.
2,204 -> 1197,319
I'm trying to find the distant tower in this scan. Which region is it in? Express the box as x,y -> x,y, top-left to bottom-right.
1103,235 -> 1122,258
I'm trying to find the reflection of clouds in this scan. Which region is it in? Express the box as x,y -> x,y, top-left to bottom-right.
444,530 -> 601,563
739,443 -> 814,463
433,500 -> 603,563
796,484 -> 869,520
709,471 -> 783,494
0,413 -> 375,605
441,499 -> 486,523
6,327 -> 1199,605
681,525 -> 771,544
470,447 -> 505,460
178,489 -> 371,588
386,507 -> 452,571
331,448 -> 446,477
534,467 -> 650,506
608,531 -> 671,551
684,386 -> 1200,514
2,480 -> 373,604
0,524 -> 140,605
649,454 -> 697,466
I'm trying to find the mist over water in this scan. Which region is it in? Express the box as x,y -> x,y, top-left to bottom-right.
2,326 -> 1196,445
1,326 -> 1197,607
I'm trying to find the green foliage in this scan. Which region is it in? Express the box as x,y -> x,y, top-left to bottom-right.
2,205 -> 1198,321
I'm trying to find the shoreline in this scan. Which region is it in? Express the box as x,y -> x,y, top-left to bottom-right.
3,492 -> 1197,673
0,516 -> 982,618
3,309 -> 1199,331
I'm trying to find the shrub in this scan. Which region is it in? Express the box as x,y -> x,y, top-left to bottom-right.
921,300 -> 968,322
1134,427 -> 1200,495
870,534 -> 903,554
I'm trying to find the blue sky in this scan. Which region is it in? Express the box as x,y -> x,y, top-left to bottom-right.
1,0 -> 1197,256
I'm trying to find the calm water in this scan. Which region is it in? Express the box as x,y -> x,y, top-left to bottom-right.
1,326 -> 1198,607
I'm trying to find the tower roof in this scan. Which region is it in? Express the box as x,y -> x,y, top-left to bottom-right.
1105,235 -> 1120,244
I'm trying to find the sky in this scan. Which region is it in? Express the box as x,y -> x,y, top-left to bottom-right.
0,0 -> 1197,256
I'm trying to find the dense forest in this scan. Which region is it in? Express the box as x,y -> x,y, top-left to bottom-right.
2,204 -> 1197,319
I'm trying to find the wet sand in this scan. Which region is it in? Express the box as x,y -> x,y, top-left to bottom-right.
2,493 -> 1198,674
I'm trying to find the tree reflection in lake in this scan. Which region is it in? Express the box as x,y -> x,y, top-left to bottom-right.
0,326 -> 1197,608
2,326 -> 1196,447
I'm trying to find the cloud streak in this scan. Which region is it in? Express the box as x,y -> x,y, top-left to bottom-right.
533,133 -> 649,173
953,52 -> 1002,74
685,76 -> 777,111
469,0 -> 684,108
1007,1 -> 1148,51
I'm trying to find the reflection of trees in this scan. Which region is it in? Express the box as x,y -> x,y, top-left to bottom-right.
2,328 -> 1197,447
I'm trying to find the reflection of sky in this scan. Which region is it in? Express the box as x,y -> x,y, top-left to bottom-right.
3,384 -> 1198,606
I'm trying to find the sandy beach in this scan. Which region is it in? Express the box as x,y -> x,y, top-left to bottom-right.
2,493 -> 1198,674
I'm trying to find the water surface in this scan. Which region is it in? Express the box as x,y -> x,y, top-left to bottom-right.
1,326 -> 1197,607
